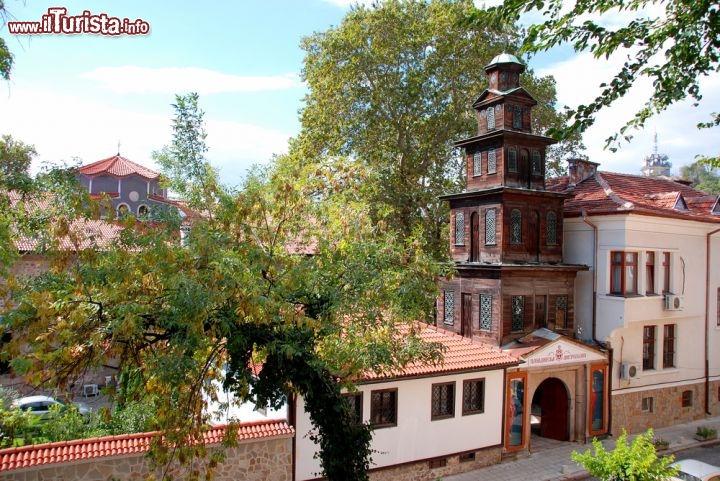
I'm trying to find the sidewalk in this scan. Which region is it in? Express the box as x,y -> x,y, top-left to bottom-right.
444,416 -> 720,481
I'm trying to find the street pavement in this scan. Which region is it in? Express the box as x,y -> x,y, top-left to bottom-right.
444,416 -> 720,481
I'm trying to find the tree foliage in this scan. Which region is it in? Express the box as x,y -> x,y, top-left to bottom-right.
680,159 -> 720,195
471,0 -> 720,166
297,0 -> 583,259
571,429 -> 678,481
1,94 -> 444,480
0,2 -> 13,80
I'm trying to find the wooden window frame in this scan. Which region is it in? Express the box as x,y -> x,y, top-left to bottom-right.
487,149 -> 497,174
454,211 -> 465,246
641,396 -> 654,413
508,147 -> 518,172
431,382 -> 455,420
462,378 -> 485,415
662,252 -> 671,294
473,151 -> 482,177
610,251 -> 638,295
485,209 -> 497,246
370,388 -> 398,428
511,295 -> 524,332
681,390 -> 693,408
546,211 -> 558,245
510,209 -> 522,245
645,251 -> 656,295
479,294 -> 492,331
663,324 -> 676,369
443,290 -> 455,325
643,325 -> 656,371
343,392 -> 363,425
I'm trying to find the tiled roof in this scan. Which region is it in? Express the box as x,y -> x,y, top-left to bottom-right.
0,420 -> 293,471
78,155 -> 160,180
363,323 -> 519,382
548,171 -> 720,222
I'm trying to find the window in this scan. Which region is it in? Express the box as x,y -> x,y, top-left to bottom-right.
444,290 -> 455,325
487,149 -> 497,174
546,211 -> 558,245
454,211 -> 465,246
510,209 -> 522,245
508,147 -> 518,172
641,396 -> 654,413
117,203 -> 130,218
531,151 -> 541,174
459,453 -> 476,462
473,151 -> 482,177
370,389 -> 397,427
512,106 -> 522,129
487,107 -> 495,129
662,252 -> 671,293
428,458 -> 448,469
137,204 -> 149,219
463,378 -> 485,415
643,325 -> 656,370
485,209 -> 497,245
645,252 -> 655,295
681,390 -> 693,408
589,365 -> 607,435
663,324 -> 676,368
511,295 -> 524,331
431,382 -> 455,420
479,294 -> 492,331
555,295 -> 568,329
343,392 -> 363,424
610,251 -> 638,295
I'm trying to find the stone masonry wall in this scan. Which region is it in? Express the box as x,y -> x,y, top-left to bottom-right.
612,381 -> 719,435
368,445 -> 502,481
0,437 -> 292,481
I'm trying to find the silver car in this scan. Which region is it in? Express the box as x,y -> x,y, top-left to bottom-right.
671,459 -> 720,481
11,395 -> 91,418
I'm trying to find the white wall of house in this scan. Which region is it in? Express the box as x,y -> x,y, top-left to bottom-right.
294,369 -> 505,481
564,213 -> 720,392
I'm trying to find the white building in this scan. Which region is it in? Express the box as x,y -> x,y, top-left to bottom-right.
550,158 -> 720,433
293,323 -> 518,481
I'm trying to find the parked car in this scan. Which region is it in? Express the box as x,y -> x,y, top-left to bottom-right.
671,459 -> 720,481
11,395 -> 91,418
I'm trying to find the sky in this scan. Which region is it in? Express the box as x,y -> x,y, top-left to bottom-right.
1,0 -> 718,188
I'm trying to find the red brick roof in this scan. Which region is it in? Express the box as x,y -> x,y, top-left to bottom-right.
78,155 -> 160,180
547,171 -> 720,223
363,323 -> 519,382
0,420 -> 293,471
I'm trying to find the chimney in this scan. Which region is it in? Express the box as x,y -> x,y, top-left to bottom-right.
568,158 -> 600,186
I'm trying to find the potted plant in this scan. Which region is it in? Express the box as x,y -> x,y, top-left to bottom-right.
694,426 -> 717,441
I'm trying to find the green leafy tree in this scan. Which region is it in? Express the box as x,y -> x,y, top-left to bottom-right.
0,2 -> 13,80
470,0 -> 720,166
680,159 -> 720,195
297,0 -> 583,259
2,94 -> 444,480
571,429 -> 678,481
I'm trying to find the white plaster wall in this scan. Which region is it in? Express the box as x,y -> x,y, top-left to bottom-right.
294,370 -> 505,481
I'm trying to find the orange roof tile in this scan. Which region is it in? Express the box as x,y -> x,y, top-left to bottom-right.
548,171 -> 720,223
363,323 -> 519,382
78,155 -> 160,180
0,420 -> 293,471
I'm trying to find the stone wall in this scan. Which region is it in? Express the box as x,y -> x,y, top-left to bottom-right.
0,437 -> 293,481
368,445 -> 502,481
612,381 -> 719,434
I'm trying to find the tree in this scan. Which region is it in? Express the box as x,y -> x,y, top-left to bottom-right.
0,2 -> 13,80
0,134 -> 36,192
470,0 -> 720,166
571,429 -> 678,481
680,159 -> 720,195
297,0 -> 583,259
1,94 -> 444,480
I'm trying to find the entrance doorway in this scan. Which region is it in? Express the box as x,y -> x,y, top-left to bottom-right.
531,377 -> 569,441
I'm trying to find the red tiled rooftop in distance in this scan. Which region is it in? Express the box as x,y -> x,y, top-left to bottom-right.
548,171 -> 720,222
0,420 -> 294,472
78,155 -> 160,180
363,323 -> 519,382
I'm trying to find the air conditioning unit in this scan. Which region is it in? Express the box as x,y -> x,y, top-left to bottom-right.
664,294 -> 684,311
620,362 -> 641,380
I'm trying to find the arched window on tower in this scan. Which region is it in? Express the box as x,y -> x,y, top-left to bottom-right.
510,209 -> 522,245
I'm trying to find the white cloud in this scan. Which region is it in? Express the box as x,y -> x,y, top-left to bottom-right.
0,88 -> 290,186
80,67 -> 303,95
536,51 -> 720,175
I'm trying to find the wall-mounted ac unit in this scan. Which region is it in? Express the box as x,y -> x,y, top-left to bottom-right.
620,362 -> 641,380
664,294 -> 684,311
